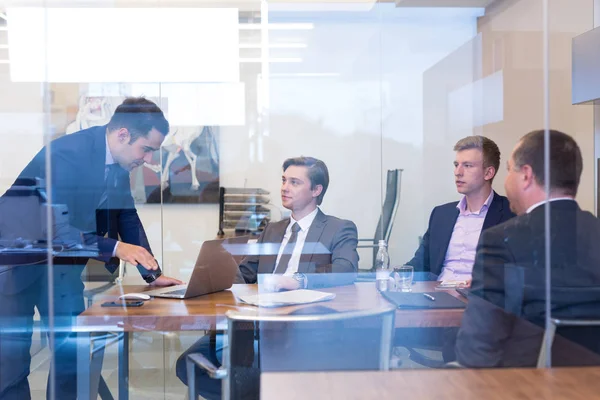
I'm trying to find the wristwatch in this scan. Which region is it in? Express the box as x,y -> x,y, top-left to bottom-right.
292,272 -> 308,289
144,270 -> 162,284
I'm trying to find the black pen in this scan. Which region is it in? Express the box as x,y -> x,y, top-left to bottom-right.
423,293 -> 435,301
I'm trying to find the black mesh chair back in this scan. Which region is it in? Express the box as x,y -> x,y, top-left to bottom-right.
357,169 -> 402,269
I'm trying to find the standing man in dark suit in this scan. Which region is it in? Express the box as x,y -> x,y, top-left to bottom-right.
0,97 -> 182,400
407,135 -> 515,282
176,156 -> 359,399
456,129 -> 600,367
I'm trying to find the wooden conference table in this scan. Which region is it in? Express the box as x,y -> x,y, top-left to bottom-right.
261,367 -> 600,400
75,282 -> 467,399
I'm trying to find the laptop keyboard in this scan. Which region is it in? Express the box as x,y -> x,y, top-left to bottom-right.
164,288 -> 187,296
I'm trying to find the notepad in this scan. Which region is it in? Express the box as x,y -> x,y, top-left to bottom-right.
237,289 -> 336,308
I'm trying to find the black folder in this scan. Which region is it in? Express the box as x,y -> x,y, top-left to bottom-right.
381,291 -> 466,309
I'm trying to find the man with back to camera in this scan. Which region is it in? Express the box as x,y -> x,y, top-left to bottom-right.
175,156 -> 360,399
406,135 -> 515,283
0,97 -> 182,400
456,130 -> 600,367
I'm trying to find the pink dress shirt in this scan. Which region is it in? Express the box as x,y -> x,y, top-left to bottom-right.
438,190 -> 494,281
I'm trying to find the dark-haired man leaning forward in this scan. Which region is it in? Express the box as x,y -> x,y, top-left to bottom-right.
0,98 -> 182,400
176,156 -> 359,399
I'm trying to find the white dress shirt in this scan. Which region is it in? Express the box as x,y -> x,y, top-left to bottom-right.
526,197 -> 576,214
274,207 -> 319,276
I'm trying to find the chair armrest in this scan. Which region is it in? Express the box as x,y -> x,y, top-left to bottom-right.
187,353 -> 227,380
444,361 -> 465,369
357,238 -> 375,242
357,245 -> 378,249
83,282 -> 115,298
406,347 -> 445,368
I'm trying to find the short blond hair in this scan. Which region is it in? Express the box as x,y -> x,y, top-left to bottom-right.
454,135 -> 501,180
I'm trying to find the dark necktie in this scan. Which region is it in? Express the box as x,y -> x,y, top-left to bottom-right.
274,222 -> 301,274
99,164 -> 120,209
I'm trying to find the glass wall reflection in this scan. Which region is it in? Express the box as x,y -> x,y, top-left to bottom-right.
1,1 -> 599,399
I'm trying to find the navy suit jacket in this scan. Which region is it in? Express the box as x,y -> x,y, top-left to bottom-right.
407,191 -> 515,277
238,209 -> 359,289
0,125 -> 156,293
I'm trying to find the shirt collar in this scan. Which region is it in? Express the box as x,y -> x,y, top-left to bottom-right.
289,207 -> 319,233
105,134 -> 115,165
526,197 -> 576,214
457,189 -> 494,216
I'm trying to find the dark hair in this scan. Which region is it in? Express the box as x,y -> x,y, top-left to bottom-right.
454,135 -> 501,181
107,97 -> 169,142
282,157 -> 329,205
513,129 -> 583,196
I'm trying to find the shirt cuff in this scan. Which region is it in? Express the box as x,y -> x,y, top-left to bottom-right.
112,241 -> 119,258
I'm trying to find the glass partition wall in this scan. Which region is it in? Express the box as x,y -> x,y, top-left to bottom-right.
0,0 -> 598,399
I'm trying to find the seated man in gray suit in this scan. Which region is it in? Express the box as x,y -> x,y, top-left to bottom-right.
176,156 -> 359,399
238,156 -> 359,289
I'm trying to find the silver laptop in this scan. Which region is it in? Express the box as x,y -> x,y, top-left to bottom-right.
145,238 -> 245,299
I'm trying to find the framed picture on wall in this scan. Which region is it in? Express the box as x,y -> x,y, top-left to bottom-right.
131,125 -> 220,204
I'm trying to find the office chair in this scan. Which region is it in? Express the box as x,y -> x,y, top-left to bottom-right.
442,318 -> 600,369
517,283 -> 600,368
186,305 -> 396,400
537,318 -> 600,368
357,169 -> 402,270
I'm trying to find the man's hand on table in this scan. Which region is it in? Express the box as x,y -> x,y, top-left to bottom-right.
262,275 -> 301,292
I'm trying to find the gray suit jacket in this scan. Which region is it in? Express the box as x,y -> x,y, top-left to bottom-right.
237,209 -> 359,289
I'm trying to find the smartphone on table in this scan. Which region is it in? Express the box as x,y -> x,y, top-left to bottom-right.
101,300 -> 144,307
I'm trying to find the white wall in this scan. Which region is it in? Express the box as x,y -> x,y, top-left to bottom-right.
260,5 -> 483,269
420,0 -> 595,243
478,0 -> 595,212
0,69 -> 46,193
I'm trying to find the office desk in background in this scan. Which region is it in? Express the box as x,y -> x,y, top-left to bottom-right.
75,282 -> 467,399
0,247 -> 99,266
261,367 -> 600,400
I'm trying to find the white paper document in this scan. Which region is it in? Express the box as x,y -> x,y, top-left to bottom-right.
237,289 -> 336,308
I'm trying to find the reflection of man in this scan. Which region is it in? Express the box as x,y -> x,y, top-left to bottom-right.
0,97 -> 181,400
176,156 -> 359,399
456,130 -> 600,367
407,136 -> 514,282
